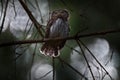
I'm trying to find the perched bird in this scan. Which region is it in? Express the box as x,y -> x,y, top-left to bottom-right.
40,9 -> 70,57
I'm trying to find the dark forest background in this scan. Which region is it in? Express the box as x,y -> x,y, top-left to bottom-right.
0,0 -> 120,80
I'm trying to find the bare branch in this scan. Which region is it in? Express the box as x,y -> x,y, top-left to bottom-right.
11,0 -> 17,18
79,40 -> 113,80
38,70 -> 53,80
76,40 -> 95,80
0,29 -> 120,47
35,0 -> 44,23
0,0 -> 9,34
29,43 -> 37,80
0,0 -> 4,20
27,0 -> 36,9
58,57 -> 88,80
105,49 -> 114,66
65,45 -> 82,55
18,0 -> 44,38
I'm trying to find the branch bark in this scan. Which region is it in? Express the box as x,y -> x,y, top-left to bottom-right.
79,39 -> 113,80
0,29 -> 120,47
76,40 -> 95,80
0,0 -> 9,34
18,0 -> 44,37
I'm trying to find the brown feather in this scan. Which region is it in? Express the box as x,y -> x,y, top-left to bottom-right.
40,9 -> 70,57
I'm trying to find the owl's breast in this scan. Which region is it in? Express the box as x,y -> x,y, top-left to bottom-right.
49,18 -> 69,38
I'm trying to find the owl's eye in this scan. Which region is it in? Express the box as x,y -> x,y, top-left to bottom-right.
52,11 -> 58,15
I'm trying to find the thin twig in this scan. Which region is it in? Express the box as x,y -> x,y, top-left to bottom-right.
29,43 -> 37,80
58,57 -> 88,80
105,49 -> 114,66
15,45 -> 30,60
38,70 -> 53,80
35,0 -> 44,23
23,19 -> 30,37
76,40 -> 95,80
18,0 -> 44,38
91,62 -> 101,80
0,29 -> 120,47
12,0 -> 17,18
79,40 -> 113,80
101,73 -> 107,80
0,0 -> 9,34
27,0 -> 36,9
52,57 -> 55,80
65,44 -> 82,55
15,31 -> 39,60
0,0 -> 3,20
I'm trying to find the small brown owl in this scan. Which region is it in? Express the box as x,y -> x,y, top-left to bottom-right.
40,9 -> 70,57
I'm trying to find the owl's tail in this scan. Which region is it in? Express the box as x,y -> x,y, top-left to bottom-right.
39,43 -> 60,57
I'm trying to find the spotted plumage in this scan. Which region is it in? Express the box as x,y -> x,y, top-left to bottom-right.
40,9 -> 70,57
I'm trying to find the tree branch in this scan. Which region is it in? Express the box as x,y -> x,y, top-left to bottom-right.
58,57 -> 88,80
0,29 -> 120,47
18,0 -> 44,37
0,0 -> 9,34
79,39 -> 113,80
76,40 -> 95,80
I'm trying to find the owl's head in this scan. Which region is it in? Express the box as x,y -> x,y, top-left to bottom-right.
51,9 -> 69,20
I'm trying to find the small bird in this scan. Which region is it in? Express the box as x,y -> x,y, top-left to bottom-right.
40,9 -> 70,57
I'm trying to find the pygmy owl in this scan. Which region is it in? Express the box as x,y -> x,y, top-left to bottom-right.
40,9 -> 70,57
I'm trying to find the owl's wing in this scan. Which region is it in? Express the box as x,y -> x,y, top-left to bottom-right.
45,19 -> 53,38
